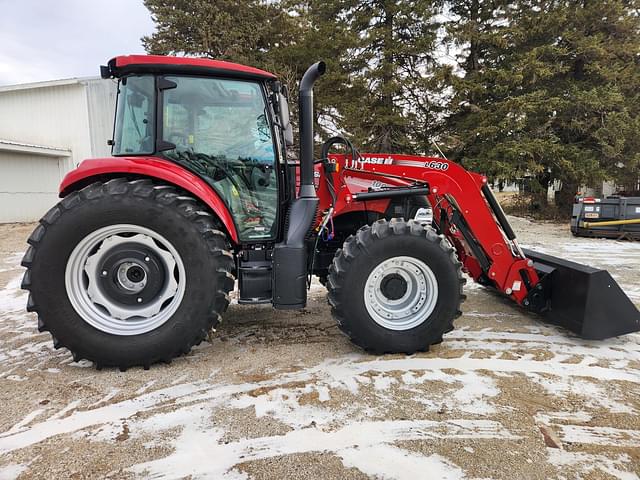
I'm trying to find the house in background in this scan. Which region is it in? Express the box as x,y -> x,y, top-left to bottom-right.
0,77 -> 116,222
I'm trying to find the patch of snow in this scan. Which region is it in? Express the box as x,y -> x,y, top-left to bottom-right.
557,425 -> 640,448
0,273 -> 28,314
230,383 -> 351,429
547,450 -> 639,480
3,349 -> 637,456
317,385 -> 331,402
130,418 -> 512,479
529,376 -> 635,414
49,400 -> 82,420
340,445 -> 466,480
135,381 -> 156,395
2,409 -> 45,436
0,382 -> 209,454
0,463 -> 28,480
70,360 -> 93,368
535,411 -> 592,424
373,373 -> 397,391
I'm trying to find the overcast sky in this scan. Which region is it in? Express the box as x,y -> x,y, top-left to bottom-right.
0,0 -> 155,86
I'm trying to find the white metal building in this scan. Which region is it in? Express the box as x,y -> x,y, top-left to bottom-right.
0,77 -> 117,223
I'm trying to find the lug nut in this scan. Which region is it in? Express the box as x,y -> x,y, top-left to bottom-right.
144,256 -> 150,262
137,297 -> 143,303
101,270 -> 108,276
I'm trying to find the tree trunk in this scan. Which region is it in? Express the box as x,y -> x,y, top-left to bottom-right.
531,171 -> 551,209
378,2 -> 395,152
556,180 -> 579,217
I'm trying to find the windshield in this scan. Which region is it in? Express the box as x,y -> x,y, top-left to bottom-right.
112,75 -> 155,155
162,76 -> 278,241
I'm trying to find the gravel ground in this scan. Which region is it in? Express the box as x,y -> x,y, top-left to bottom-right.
0,217 -> 638,479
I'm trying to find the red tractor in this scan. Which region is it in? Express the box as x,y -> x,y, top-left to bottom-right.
21,55 -> 639,370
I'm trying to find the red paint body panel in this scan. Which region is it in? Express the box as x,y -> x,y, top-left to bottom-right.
59,157 -> 239,243
112,55 -> 276,79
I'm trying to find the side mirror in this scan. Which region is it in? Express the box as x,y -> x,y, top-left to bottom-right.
278,92 -> 294,146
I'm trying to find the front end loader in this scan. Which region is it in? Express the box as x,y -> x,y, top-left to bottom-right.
21,55 -> 640,370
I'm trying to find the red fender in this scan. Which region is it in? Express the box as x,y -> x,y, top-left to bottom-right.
59,156 -> 239,243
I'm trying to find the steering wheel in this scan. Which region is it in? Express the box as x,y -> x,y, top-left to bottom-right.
222,138 -> 265,159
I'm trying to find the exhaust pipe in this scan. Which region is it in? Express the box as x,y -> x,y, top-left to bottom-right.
298,61 -> 326,198
272,62 -> 325,310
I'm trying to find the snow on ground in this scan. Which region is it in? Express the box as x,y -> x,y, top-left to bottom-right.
0,221 -> 638,479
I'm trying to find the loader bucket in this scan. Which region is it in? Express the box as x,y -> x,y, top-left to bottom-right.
522,248 -> 640,340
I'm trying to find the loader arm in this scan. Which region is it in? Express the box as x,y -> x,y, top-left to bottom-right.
329,154 -> 537,304
326,153 -> 640,340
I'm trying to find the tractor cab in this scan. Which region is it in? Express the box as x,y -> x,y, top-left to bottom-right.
98,55 -> 322,311
107,57 -> 289,243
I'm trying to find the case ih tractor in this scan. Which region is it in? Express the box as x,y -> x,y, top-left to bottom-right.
21,55 -> 640,370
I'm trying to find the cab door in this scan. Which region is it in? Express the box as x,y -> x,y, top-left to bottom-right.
160,75 -> 279,242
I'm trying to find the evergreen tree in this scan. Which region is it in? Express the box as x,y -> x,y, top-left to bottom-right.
338,0 -> 443,152
142,0 -> 299,68
442,0 -> 640,212
141,0 -> 640,210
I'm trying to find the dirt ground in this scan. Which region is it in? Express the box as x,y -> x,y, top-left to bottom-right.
0,217 -> 638,479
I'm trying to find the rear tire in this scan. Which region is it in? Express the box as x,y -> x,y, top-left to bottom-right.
21,178 -> 235,370
327,218 -> 465,354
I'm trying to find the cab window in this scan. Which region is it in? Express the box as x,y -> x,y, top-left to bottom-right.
112,75 -> 155,155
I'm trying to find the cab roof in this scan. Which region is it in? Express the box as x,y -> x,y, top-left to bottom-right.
102,54 -> 277,81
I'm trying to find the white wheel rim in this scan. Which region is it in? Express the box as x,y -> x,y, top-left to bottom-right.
65,224 -> 186,335
364,256 -> 438,331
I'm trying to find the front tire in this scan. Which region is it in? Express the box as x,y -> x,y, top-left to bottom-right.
21,178 -> 235,370
327,218 -> 465,354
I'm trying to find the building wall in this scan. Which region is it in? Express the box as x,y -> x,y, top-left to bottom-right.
0,78 -> 117,222
0,151 -> 64,222
0,82 -> 91,172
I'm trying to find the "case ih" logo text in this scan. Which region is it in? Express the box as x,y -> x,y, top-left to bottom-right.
361,156 -> 394,165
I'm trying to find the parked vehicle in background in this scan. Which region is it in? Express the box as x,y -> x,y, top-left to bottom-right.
572,196 -> 640,240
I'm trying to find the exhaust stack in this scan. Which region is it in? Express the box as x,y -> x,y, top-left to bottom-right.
298,61 -> 326,198
272,62 -> 325,310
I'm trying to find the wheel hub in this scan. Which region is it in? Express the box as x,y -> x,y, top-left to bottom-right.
96,243 -> 166,306
120,263 -> 146,288
380,273 -> 407,301
364,256 -> 438,331
65,225 -> 186,335
116,261 -> 147,292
